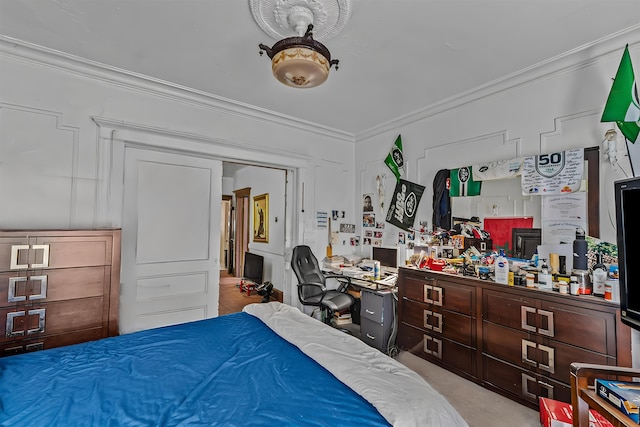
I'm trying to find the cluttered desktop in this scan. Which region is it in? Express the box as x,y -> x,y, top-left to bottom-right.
323,247 -> 399,290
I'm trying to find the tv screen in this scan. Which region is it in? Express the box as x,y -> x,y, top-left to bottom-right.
243,252 -> 264,285
373,247 -> 398,268
615,177 -> 640,331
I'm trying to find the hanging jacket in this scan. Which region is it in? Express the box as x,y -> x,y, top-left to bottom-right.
432,169 -> 451,231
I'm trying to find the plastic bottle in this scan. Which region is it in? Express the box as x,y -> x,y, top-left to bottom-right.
494,249 -> 509,285
373,260 -> 381,280
570,275 -> 580,295
537,259 -> 553,290
591,252 -> 607,296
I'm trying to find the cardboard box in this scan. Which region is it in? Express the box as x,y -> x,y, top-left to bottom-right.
539,397 -> 613,427
596,379 -> 640,424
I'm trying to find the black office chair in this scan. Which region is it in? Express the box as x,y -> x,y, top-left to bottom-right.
290,245 -> 355,326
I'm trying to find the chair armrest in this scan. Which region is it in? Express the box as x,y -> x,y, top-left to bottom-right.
297,282 -> 326,302
571,362 -> 640,379
324,274 -> 352,292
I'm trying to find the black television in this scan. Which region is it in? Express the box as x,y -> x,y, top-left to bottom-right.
243,252 -> 264,285
614,176 -> 640,331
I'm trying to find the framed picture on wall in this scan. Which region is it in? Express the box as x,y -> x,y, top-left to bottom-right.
253,193 -> 269,243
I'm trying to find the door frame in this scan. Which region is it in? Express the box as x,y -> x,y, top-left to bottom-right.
232,187 -> 251,278
94,117 -> 309,308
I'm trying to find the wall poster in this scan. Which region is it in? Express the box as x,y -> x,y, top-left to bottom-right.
253,193 -> 269,243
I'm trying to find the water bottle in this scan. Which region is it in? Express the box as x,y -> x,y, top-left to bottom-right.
573,228 -> 588,271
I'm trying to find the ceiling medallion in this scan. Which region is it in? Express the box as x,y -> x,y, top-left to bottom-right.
250,0 -> 353,41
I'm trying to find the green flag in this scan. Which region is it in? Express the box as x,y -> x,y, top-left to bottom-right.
384,134 -> 404,180
449,166 -> 482,197
601,45 -> 640,143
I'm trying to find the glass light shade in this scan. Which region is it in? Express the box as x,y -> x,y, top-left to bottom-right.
271,47 -> 331,88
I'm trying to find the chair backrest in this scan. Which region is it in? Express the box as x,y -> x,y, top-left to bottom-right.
291,245 -> 326,301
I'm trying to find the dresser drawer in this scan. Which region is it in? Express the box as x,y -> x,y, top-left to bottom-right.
483,355 -> 571,404
1,328 -> 105,356
398,324 -> 477,378
403,300 -> 474,346
1,297 -> 105,343
0,266 -> 110,308
540,300 -> 616,355
0,235 -> 112,272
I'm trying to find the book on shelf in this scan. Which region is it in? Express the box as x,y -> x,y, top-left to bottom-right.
595,379 -> 640,424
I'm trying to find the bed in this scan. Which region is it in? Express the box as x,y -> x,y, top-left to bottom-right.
0,302 -> 467,426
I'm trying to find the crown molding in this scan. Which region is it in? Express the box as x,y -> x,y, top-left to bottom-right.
355,25 -> 640,141
0,35 -> 355,143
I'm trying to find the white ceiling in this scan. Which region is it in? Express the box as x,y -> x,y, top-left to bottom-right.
1,0 -> 640,139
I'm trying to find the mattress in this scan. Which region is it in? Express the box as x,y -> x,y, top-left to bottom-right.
0,302 -> 467,426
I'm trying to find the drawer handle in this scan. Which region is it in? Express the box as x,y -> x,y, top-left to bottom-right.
521,373 -> 537,399
423,309 -> 433,330
538,380 -> 554,399
432,286 -> 443,306
423,284 -> 432,303
365,333 -> 376,340
27,308 -> 46,335
28,275 -> 48,300
8,277 -> 28,302
521,306 -> 537,332
538,344 -> 555,374
423,335 -> 442,359
365,309 -> 375,315
6,311 -> 26,337
521,339 -> 537,367
30,244 -> 50,268
10,245 -> 30,270
538,309 -> 554,337
432,312 -> 443,334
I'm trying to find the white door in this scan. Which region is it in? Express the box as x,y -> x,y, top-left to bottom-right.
119,147 -> 222,334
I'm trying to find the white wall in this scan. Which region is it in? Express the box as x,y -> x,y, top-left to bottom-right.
354,31 -> 640,365
0,38 -> 355,311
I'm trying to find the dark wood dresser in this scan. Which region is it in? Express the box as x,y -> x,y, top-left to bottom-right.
0,229 -> 121,356
396,266 -> 633,410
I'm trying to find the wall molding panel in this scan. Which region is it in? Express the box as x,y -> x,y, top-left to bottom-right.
0,103 -> 81,228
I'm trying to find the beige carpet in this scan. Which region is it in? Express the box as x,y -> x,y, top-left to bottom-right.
396,351 -> 540,427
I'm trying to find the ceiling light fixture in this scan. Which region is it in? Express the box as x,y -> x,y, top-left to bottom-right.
250,0 -> 352,89
259,23 -> 338,88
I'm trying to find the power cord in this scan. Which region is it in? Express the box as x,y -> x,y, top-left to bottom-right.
386,289 -> 399,358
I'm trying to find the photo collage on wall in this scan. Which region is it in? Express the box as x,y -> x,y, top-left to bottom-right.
319,209 -> 358,247
362,193 -> 384,246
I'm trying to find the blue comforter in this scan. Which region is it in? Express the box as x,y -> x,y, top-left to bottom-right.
0,312 -> 389,426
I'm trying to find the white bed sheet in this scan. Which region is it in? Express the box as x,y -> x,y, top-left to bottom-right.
244,302 -> 469,427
